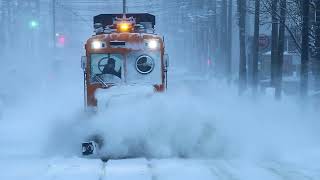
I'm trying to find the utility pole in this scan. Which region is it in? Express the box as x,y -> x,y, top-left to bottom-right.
29,0 -> 40,57
300,0 -> 310,99
123,0 -> 126,14
252,0 -> 260,96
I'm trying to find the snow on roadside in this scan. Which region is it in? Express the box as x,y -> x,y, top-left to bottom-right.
151,159 -> 213,180
0,59 -> 319,180
0,157 -> 102,180
103,158 -> 151,180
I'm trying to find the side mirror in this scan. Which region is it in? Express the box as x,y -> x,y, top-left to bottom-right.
81,56 -> 87,71
164,54 -> 169,68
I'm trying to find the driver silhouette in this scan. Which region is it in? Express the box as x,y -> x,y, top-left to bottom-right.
102,58 -> 121,78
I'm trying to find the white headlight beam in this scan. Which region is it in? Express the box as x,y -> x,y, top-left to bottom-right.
147,40 -> 159,49
92,41 -> 103,49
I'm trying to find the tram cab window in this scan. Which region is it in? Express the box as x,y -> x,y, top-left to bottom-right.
90,54 -> 123,83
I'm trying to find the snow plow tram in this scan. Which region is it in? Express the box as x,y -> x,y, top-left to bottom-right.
80,13 -> 169,156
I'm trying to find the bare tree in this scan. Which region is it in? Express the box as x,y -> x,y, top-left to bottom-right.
300,0 -> 310,98
226,0 -> 233,84
212,0 -> 217,55
313,0 -> 320,91
275,0 -> 287,99
252,0 -> 260,96
0,0 -> 5,55
238,0 -> 247,95
220,0 -> 228,76
0,0 -> 9,54
270,0 -> 279,87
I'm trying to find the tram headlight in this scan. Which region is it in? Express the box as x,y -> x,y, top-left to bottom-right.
92,41 -> 105,49
146,39 -> 159,50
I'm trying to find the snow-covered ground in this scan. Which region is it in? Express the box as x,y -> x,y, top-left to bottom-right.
1,55 -> 320,179
1,157 -> 320,180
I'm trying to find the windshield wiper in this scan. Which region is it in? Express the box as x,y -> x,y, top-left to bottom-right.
94,74 -> 108,88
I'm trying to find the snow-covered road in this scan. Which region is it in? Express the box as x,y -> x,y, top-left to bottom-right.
1,157 -> 320,180
1,64 -> 320,180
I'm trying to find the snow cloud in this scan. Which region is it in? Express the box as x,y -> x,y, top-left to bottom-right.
0,57 -> 319,162
57,75 -> 320,161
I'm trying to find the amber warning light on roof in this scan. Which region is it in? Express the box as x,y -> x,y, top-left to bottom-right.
117,22 -> 132,32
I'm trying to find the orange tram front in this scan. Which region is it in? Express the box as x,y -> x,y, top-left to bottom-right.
81,13 -> 169,108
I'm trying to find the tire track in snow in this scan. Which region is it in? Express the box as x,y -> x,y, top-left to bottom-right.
147,159 -> 157,180
205,160 -> 239,180
264,161 -> 315,180
205,160 -> 284,180
100,158 -> 152,180
45,158 -> 104,180
99,161 -> 107,180
150,159 -> 214,180
266,167 -> 314,180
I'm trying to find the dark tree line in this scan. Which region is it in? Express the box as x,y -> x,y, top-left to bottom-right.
1,0 -> 320,103
157,0 -> 319,101
241,0 -> 320,100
